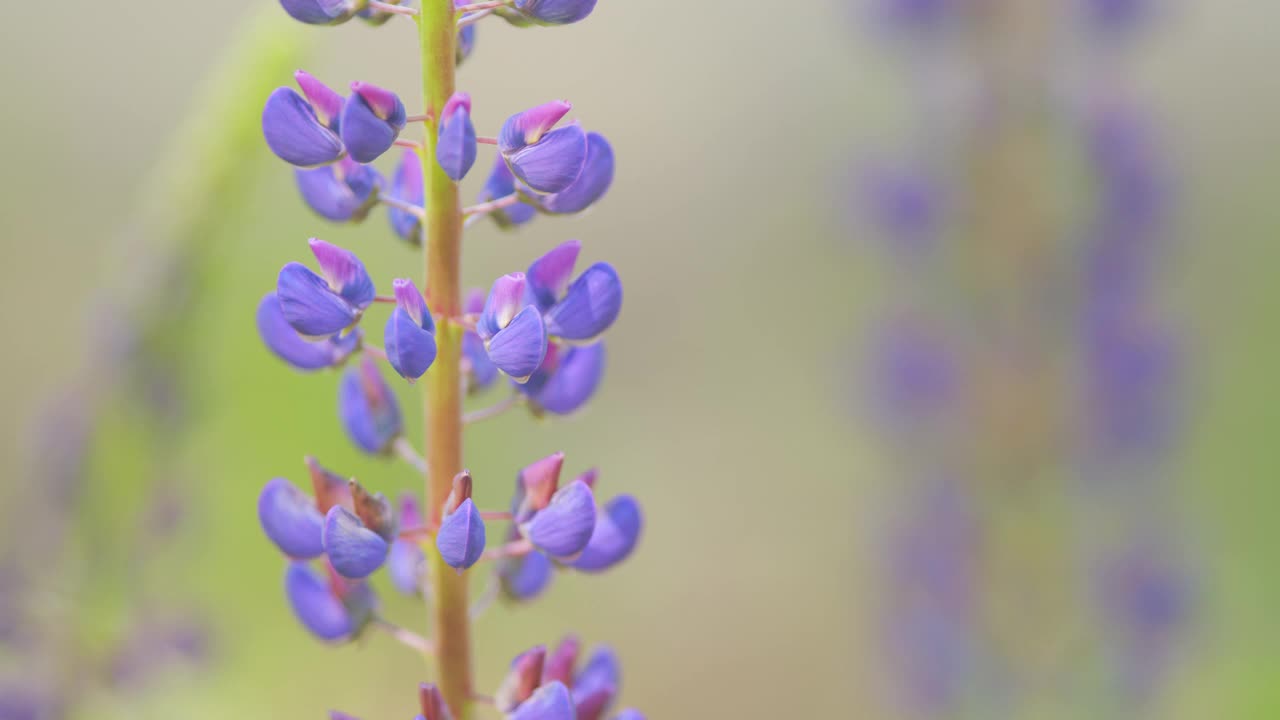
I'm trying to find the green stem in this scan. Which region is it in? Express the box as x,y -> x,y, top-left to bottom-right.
418,2 -> 472,717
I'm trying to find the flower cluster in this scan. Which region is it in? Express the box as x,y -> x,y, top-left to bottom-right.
852,0 -> 1189,714
252,1 -> 643,717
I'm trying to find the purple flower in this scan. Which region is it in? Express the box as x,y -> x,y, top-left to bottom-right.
499,101 -> 588,194
514,451 -> 566,518
543,635 -> 580,685
341,81 -> 407,163
388,149 -> 425,243
295,157 -> 383,223
385,278 -> 439,381
478,155 -> 538,229
513,0 -> 599,26
259,477 -> 327,558
510,681 -> 575,720
437,92 -> 478,181
537,132 -> 614,215
477,273 -> 548,382
571,494 -> 641,573
524,241 -> 623,342
572,646 -> 620,720
457,24 -> 477,65
279,0 -> 365,25
338,356 -> 403,453
519,342 -> 606,415
284,561 -> 377,642
388,493 -> 427,595
521,480 -> 596,560
263,71 -> 346,167
277,239 -> 376,337
437,498 -> 486,570
323,505 -> 390,579
499,533 -> 555,601
256,292 -> 361,371
496,645 -> 547,712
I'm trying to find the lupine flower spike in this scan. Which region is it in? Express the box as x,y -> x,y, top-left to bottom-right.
258,0 -> 647,716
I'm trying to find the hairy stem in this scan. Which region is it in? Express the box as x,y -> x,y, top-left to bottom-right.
419,1 -> 472,717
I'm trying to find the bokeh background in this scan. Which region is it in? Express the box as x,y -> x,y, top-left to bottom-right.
1,1 -> 1278,718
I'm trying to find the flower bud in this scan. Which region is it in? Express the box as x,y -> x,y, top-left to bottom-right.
256,293 -> 361,371
306,456 -> 354,513
279,0 -> 366,25
571,494 -> 642,573
277,239 -> 376,337
295,157 -> 383,223
323,505 -> 389,579
349,479 -> 397,540
524,240 -> 581,312
477,156 -> 537,229
338,357 -> 403,453
522,480 -> 596,560
499,543 -> 554,602
419,683 -> 455,720
499,102 -> 587,193
436,498 -> 486,570
513,0 -> 599,25
495,645 -> 547,712
479,274 -> 547,382
543,263 -> 622,342
437,92 -> 477,181
283,561 -> 376,642
385,279 -> 438,381
443,470 -> 474,517
263,84 -> 346,168
258,477 -> 325,558
387,149 -> 425,243
341,81 -> 407,163
387,493 -> 427,596
573,646 -> 620,720
519,342 -> 605,416
510,682 -> 575,720
457,24 -> 477,65
542,635 -> 580,686
537,132 -> 614,215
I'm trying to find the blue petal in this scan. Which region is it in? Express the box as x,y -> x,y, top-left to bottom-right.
323,506 -> 390,579
309,239 -> 377,310
540,133 -> 614,215
256,292 -> 358,370
385,307 -> 438,381
524,480 -> 596,560
284,562 -> 352,641
387,538 -> 426,595
478,155 -> 537,229
262,87 -> 345,167
524,342 -> 605,415
544,263 -> 622,342
573,646 -> 621,713
499,546 -> 554,602
486,306 -> 548,382
338,358 -> 403,453
258,477 -> 325,558
571,494 -> 642,573
436,498 -> 486,570
340,92 -> 405,163
505,124 -> 588,194
513,0 -> 598,25
524,240 -> 581,312
277,263 -> 359,337
437,109 -> 478,181
294,160 -> 381,223
463,331 -> 499,392
511,682 -> 575,720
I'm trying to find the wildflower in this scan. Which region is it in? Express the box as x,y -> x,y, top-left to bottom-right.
387,149 -> 425,243
256,292 -> 361,371
436,473 -> 487,570
525,240 -> 623,342
518,342 -> 605,415
536,132 -> 614,215
277,239 -> 376,337
338,356 -> 403,453
512,0 -> 599,26
385,278 -> 439,381
341,81 -> 407,163
279,0 -> 367,25
571,646 -> 620,720
322,480 -> 396,579
295,157 -> 383,222
477,273 -> 548,382
521,480 -> 596,560
499,101 -> 587,194
509,681 -> 574,720
496,645 -> 547,712
477,155 -> 538,228
284,561 -> 377,642
263,70 -> 346,167
437,92 -> 478,181
387,493 -> 427,595
572,494 -> 642,573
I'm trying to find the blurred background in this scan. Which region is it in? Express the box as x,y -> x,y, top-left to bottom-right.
1,0 -> 1277,718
